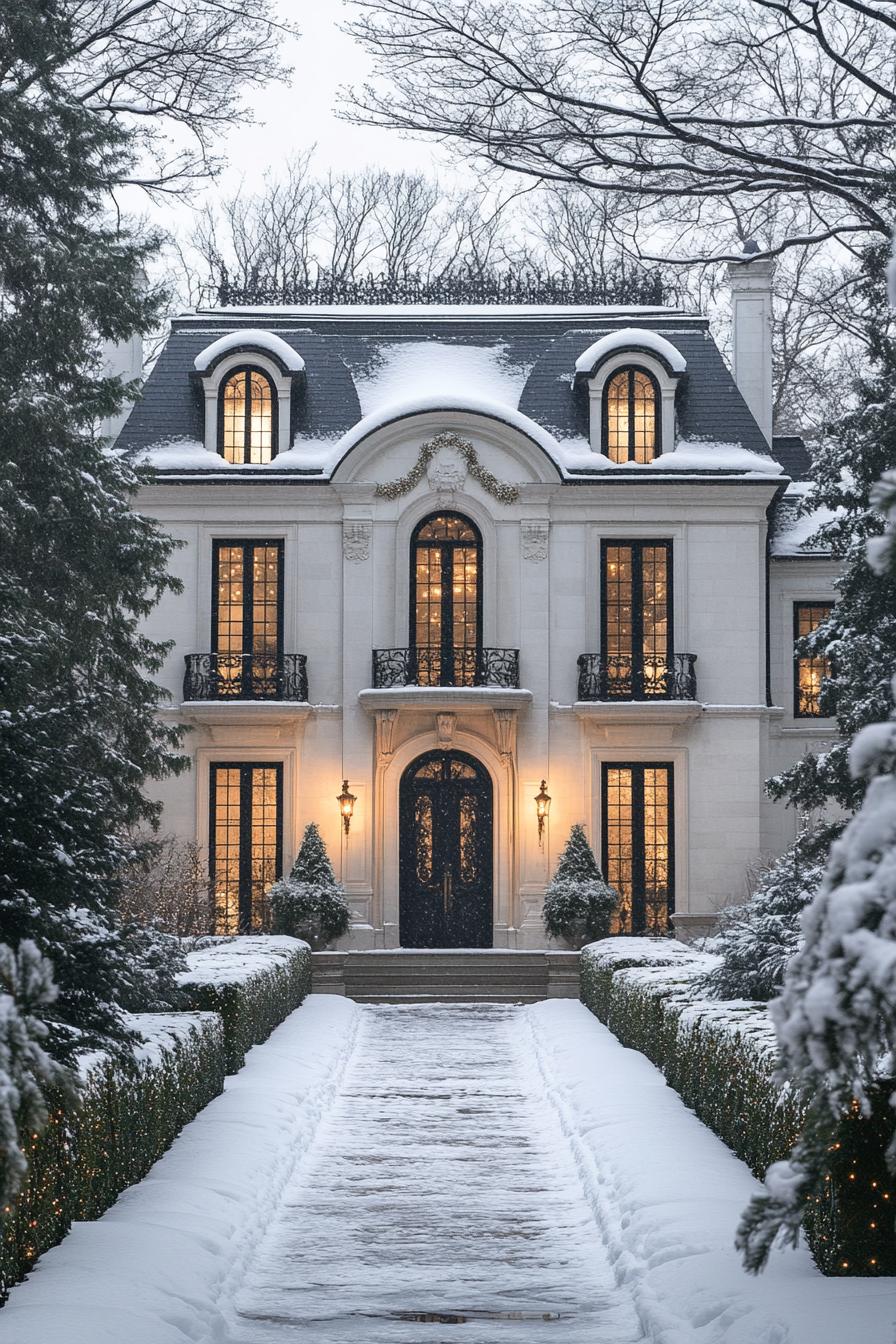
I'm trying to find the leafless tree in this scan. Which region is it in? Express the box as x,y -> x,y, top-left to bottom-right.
374,172 -> 443,280
47,0 -> 293,193
118,833 -> 215,940
344,0 -> 896,260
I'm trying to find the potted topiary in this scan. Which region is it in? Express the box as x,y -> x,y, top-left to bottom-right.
542,823 -> 618,949
268,823 -> 351,951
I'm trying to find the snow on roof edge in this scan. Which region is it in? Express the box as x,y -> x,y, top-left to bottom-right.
575,327 -> 688,376
193,328 -> 306,373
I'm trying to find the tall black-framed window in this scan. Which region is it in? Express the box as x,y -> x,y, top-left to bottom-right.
410,512 -> 483,686
209,762 -> 283,933
212,539 -> 284,698
218,366 -> 278,464
794,601 -> 834,717
601,540 -> 672,698
602,762 -> 674,935
602,366 -> 660,463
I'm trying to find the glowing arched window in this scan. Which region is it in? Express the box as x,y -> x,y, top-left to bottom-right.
603,367 -> 660,464
218,367 -> 276,464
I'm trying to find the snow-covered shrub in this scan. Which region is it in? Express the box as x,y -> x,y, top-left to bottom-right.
581,939 -> 892,1274
0,1011 -> 225,1304
0,942 -> 73,1208
700,837 -> 826,1002
269,823 -> 351,950
179,936 -> 312,1073
736,468 -> 896,1275
542,824 -> 618,946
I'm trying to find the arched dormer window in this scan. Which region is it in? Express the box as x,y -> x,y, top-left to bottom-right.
574,328 -> 686,461
218,366 -> 277,464
603,367 -> 660,464
193,330 -> 305,463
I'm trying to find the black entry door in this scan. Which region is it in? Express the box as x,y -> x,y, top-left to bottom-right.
399,750 -> 493,948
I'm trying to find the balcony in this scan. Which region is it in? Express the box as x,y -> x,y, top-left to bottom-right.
183,653 -> 309,702
576,653 -> 698,702
372,645 -> 520,690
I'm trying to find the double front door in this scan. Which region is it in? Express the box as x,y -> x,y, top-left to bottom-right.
399,750 -> 493,947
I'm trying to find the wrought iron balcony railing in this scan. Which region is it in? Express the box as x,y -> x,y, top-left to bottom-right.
183,653 -> 309,702
372,645 -> 520,689
577,653 -> 698,702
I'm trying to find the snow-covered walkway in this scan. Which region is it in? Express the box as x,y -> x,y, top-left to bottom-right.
232,1004 -> 644,1343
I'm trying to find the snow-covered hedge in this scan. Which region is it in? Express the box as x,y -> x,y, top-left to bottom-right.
178,935 -> 311,1073
580,939 -> 895,1275
0,1012 -> 225,1305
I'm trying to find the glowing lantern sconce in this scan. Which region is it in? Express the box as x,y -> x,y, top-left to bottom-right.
337,779 -> 357,837
534,780 -> 551,849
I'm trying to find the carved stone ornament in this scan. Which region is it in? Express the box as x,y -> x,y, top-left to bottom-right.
376,708 -> 398,759
492,708 -> 517,759
426,456 -> 467,495
521,520 -> 549,563
343,521 -> 372,563
436,712 -> 457,747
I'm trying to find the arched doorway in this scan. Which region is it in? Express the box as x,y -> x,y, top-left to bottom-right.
410,512 -> 482,686
399,750 -> 493,947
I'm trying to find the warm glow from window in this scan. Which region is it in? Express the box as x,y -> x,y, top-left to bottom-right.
604,764 -> 672,934
211,763 -> 281,933
795,602 -> 833,716
605,368 -> 658,463
412,513 -> 480,686
220,368 -> 274,464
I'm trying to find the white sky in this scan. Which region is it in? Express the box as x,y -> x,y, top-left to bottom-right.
145,0 -> 452,233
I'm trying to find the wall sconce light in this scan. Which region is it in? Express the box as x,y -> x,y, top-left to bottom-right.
534,779 -> 551,849
337,779 -> 356,837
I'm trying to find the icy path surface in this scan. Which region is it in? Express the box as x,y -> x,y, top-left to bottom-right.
232,1004 -> 646,1344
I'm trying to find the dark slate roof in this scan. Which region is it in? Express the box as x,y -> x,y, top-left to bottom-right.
118,306 -> 776,467
772,434 -> 812,481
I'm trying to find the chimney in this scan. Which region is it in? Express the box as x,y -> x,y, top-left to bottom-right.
727,241 -> 774,446
98,330 -> 143,444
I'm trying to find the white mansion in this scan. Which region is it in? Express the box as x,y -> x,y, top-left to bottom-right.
112,260 -> 838,948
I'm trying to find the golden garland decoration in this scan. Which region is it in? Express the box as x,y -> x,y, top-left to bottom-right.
373,431 -> 520,504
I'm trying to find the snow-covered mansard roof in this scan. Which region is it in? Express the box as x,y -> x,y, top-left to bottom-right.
119,307 -> 786,479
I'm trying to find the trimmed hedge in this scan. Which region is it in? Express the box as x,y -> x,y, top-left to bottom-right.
581,938 -> 896,1276
0,1012 -> 225,1304
179,935 -> 312,1074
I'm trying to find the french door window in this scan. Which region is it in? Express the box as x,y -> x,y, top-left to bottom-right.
212,540 -> 283,698
209,763 -> 282,933
410,512 -> 482,686
601,540 -> 672,698
602,763 -> 674,934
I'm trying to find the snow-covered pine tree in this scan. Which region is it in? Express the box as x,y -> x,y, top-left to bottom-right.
0,3 -> 185,1066
542,824 -> 618,945
289,823 -> 339,888
768,248 -> 896,821
701,836 -> 826,1002
736,462 -> 896,1273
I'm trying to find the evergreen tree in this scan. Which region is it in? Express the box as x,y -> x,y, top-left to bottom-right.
768,244 -> 896,821
289,823 -> 339,888
543,825 -> 618,945
701,836 -> 826,1003
553,824 -> 603,882
0,3 -> 184,1062
738,466 -> 896,1272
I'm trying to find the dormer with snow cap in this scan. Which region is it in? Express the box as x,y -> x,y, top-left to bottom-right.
574,327 -> 687,461
192,329 -> 306,463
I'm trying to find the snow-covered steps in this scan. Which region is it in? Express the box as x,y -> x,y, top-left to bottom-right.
311,949 -> 580,1002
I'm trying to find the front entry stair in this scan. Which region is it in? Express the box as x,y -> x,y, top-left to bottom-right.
311,950 -> 579,1003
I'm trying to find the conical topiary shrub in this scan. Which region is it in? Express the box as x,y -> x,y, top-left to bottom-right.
542,823 -> 618,949
268,823 -> 351,950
